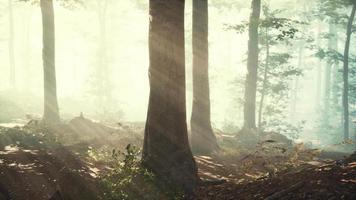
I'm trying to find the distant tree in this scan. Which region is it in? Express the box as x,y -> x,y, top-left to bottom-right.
316,0 -> 356,141
15,0 -> 84,124
342,0 -> 356,140
94,0 -> 111,110
41,0 -> 60,124
257,6 -> 302,132
8,0 -> 16,89
190,0 -> 219,155
243,0 -> 261,130
228,4 -> 303,137
142,0 -> 198,194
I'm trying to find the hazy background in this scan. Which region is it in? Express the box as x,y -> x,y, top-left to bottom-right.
0,0 -> 355,145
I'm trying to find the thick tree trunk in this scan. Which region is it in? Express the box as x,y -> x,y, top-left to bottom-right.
342,4 -> 356,140
142,0 -> 198,194
41,0 -> 60,124
243,0 -> 261,129
191,0 -> 219,155
258,28 -> 269,129
8,0 -> 16,89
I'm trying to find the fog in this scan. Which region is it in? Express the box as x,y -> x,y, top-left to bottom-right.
0,0 -> 355,146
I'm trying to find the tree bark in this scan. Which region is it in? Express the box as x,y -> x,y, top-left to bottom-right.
8,0 -> 16,89
191,0 -> 219,155
41,0 -> 60,124
142,0 -> 198,193
342,3 -> 356,140
243,0 -> 261,129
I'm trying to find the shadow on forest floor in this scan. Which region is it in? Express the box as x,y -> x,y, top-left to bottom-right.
0,116 -> 355,200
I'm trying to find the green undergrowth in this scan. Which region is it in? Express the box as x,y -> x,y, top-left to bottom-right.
98,144 -> 185,200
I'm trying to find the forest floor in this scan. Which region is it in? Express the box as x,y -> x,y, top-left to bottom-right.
0,116 -> 355,200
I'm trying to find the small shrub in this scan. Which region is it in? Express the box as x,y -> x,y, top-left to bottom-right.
99,144 -> 184,200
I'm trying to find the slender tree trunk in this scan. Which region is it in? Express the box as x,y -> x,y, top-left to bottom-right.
41,0 -> 60,124
142,0 -> 198,193
93,0 -> 110,115
342,4 -> 356,140
191,0 -> 218,154
316,23 -> 322,111
243,0 -> 261,129
330,28 -> 342,131
291,44 -> 303,120
323,22 -> 334,125
22,6 -> 32,91
8,0 -> 16,89
258,27 -> 269,129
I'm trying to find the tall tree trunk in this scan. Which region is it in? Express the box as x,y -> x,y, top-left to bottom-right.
342,4 -> 356,140
291,44 -> 303,120
96,0 -> 110,111
330,29 -> 343,132
323,22 -> 334,125
41,0 -> 60,124
316,23 -> 322,111
142,0 -> 198,193
8,0 -> 16,89
258,27 -> 269,129
191,0 -> 218,155
22,6 -> 32,91
243,0 -> 261,129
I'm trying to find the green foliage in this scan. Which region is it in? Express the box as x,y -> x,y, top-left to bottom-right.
316,0 -> 352,24
227,7 -> 304,42
99,145 -> 184,200
256,5 -> 305,134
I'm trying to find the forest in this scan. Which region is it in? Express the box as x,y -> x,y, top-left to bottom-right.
0,0 -> 355,199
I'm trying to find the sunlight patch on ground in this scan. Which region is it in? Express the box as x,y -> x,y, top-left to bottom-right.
18,163 -> 36,170
23,149 -> 39,155
0,123 -> 25,128
88,166 -> 100,178
0,145 -> 20,154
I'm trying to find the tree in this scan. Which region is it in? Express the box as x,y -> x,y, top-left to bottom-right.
142,0 -> 198,194
243,0 -> 261,130
320,22 -> 335,129
342,1 -> 356,140
315,0 -> 350,141
8,0 -> 16,89
41,0 -> 60,124
256,7 -> 302,133
92,0 -> 112,116
190,0 -> 219,155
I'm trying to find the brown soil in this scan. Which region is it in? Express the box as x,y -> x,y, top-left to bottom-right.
0,145 -> 99,200
1,118 -> 355,200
